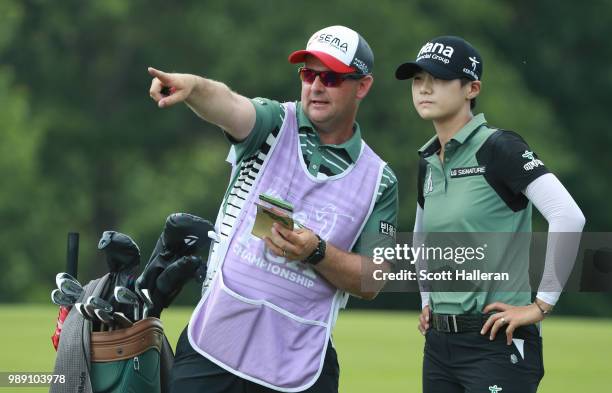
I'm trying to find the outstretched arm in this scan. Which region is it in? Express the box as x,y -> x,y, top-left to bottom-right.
147,67 -> 256,141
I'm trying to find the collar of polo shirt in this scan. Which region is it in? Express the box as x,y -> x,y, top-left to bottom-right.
296,102 -> 363,163
418,113 -> 488,157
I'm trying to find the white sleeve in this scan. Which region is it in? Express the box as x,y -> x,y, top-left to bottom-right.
413,204 -> 430,309
523,173 -> 586,305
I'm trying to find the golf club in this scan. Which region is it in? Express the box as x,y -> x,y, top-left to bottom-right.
51,233 -> 80,351
86,296 -> 113,314
162,213 -> 214,257
51,289 -> 77,307
114,286 -> 140,321
94,308 -> 114,331
143,255 -> 203,317
98,231 -> 140,274
135,287 -> 153,319
135,213 -> 212,318
112,312 -> 134,329
66,232 -> 79,278
83,303 -> 99,320
74,303 -> 93,321
56,273 -> 83,298
98,231 -> 141,302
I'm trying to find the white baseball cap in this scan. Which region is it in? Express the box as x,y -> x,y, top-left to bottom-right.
288,25 -> 374,75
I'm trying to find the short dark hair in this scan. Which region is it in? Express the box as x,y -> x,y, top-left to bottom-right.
460,78 -> 477,110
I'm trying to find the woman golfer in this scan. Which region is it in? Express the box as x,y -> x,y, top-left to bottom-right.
395,36 -> 585,393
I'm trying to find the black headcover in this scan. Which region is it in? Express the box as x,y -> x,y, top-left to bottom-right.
98,231 -> 141,273
97,231 -> 141,296
136,213 -> 213,317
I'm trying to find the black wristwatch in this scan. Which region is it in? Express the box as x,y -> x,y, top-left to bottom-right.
303,235 -> 326,265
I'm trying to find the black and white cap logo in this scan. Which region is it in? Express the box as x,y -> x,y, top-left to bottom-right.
396,35 -> 483,81
469,56 -> 480,71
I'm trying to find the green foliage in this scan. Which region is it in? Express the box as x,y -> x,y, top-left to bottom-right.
0,67 -> 55,302
0,1 -> 609,314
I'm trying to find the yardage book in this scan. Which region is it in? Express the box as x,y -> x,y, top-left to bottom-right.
252,194 -> 294,239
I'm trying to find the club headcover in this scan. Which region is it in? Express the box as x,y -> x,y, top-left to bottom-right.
135,213 -> 213,299
156,255 -> 203,297
161,213 -> 214,257
147,255 -> 205,317
98,231 -> 141,273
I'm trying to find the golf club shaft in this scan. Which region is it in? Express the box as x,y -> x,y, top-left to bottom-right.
66,232 -> 79,279
113,312 -> 133,328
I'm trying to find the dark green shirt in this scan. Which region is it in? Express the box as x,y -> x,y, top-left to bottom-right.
417,114 -> 549,313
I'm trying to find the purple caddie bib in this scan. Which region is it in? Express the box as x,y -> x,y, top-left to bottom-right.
188,102 -> 385,391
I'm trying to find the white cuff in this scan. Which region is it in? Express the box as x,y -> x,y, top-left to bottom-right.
420,292 -> 430,309
536,292 -> 560,306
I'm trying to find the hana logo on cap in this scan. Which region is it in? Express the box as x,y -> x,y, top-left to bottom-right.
289,25 -> 374,75
417,41 -> 455,62
395,36 -> 482,81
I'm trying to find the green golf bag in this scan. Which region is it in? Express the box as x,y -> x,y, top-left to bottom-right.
90,318 -> 165,393
51,275 -> 174,393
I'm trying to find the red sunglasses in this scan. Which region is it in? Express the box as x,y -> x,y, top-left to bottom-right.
298,67 -> 365,87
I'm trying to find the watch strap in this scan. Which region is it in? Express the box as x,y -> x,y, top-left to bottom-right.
304,235 -> 326,265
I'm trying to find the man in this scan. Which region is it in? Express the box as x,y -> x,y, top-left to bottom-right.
148,25 -> 397,393
395,36 -> 585,392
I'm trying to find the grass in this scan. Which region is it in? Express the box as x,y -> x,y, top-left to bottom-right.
0,305 -> 610,392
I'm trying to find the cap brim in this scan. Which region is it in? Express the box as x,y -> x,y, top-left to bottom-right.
288,50 -> 356,73
395,61 -> 458,80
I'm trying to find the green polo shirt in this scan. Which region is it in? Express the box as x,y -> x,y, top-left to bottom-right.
417,114 -> 549,314
224,97 -> 398,255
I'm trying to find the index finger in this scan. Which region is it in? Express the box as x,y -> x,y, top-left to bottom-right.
483,302 -> 510,314
147,67 -> 173,85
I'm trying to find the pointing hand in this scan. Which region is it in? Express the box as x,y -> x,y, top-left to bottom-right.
148,67 -> 197,108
